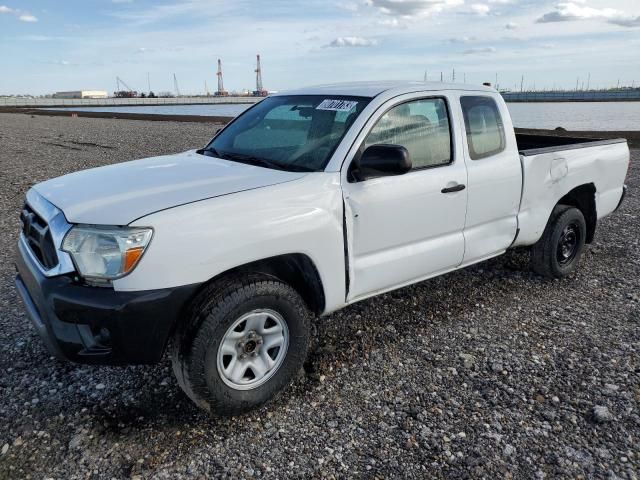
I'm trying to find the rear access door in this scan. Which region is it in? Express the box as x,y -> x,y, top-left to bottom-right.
456,94 -> 522,263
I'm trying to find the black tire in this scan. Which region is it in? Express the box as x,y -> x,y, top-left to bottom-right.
531,205 -> 587,278
170,274 -> 311,416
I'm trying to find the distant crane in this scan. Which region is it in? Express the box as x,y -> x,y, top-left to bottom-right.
215,59 -> 228,96
115,76 -> 136,98
253,54 -> 267,96
116,76 -> 134,93
173,73 -> 181,97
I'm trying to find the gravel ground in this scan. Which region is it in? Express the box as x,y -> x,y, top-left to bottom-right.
0,112 -> 638,479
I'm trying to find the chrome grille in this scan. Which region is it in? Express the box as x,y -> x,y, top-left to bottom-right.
20,204 -> 59,270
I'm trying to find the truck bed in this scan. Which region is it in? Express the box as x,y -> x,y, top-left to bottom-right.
516,133 -> 628,156
513,134 -> 629,248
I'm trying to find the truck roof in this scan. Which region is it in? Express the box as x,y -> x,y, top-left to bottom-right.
274,81 -> 496,98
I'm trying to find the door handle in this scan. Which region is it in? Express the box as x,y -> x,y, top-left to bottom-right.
441,184 -> 466,194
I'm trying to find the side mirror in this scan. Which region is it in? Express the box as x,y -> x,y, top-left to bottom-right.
352,144 -> 411,182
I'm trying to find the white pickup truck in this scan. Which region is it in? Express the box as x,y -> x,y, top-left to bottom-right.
16,82 -> 629,415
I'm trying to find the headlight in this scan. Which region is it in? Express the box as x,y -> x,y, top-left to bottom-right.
62,226 -> 153,281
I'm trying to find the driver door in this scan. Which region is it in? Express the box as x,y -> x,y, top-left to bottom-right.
342,95 -> 468,301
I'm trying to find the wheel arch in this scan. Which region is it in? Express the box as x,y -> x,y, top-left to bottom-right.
556,183 -> 597,244
193,253 -> 326,316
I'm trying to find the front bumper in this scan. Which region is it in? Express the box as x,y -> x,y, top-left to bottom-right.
15,237 -> 199,365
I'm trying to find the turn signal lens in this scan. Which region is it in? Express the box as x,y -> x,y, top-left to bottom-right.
123,247 -> 145,273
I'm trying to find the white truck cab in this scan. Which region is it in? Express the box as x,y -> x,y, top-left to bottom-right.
15,82 -> 629,415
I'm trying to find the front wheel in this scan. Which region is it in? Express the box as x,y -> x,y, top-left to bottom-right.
530,205 -> 587,278
170,274 -> 311,416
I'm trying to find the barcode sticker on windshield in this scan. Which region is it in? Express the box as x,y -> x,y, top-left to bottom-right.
316,99 -> 358,112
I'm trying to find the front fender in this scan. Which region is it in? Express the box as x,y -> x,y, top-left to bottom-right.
114,173 -> 346,314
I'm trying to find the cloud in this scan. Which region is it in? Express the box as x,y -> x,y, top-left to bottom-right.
505,21 -> 518,29
608,16 -> 640,27
21,35 -> 55,41
537,2 -> 640,27
463,46 -> 496,54
19,13 -> 38,22
364,0 -> 464,18
378,17 -> 406,28
1,5 -> 37,21
448,36 -> 478,43
324,36 -> 378,47
470,4 -> 490,16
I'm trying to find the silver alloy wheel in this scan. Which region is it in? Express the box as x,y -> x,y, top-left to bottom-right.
216,309 -> 289,390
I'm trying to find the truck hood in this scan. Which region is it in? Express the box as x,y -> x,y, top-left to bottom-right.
33,150 -> 307,225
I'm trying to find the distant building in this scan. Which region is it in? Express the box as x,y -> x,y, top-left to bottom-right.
52,90 -> 108,99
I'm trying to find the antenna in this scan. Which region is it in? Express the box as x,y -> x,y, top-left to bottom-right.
147,72 -> 151,93
520,75 -> 524,92
424,70 -> 427,82
452,68 -> 456,83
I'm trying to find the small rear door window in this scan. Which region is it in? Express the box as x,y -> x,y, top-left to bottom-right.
460,96 -> 506,160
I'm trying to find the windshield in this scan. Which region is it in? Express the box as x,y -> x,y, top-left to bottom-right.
202,95 -> 370,172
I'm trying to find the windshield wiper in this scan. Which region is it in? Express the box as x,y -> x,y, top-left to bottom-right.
220,152 -> 313,172
196,146 -> 223,158
198,148 -> 314,172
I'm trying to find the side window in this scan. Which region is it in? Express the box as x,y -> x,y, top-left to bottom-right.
460,96 -> 506,160
363,98 -> 452,169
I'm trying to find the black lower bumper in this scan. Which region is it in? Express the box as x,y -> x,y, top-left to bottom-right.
15,239 -> 200,365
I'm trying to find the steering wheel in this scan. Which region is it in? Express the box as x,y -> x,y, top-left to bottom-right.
288,133 -> 340,167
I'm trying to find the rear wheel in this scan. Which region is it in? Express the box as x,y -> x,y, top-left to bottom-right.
170,274 -> 311,416
531,205 -> 587,278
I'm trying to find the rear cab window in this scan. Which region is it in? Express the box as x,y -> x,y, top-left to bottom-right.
460,96 -> 506,160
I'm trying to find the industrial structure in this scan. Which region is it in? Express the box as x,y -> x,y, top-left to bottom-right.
173,73 -> 181,97
215,59 -> 228,96
501,89 -> 640,102
53,90 -> 108,99
111,54 -> 270,99
253,54 -> 268,97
